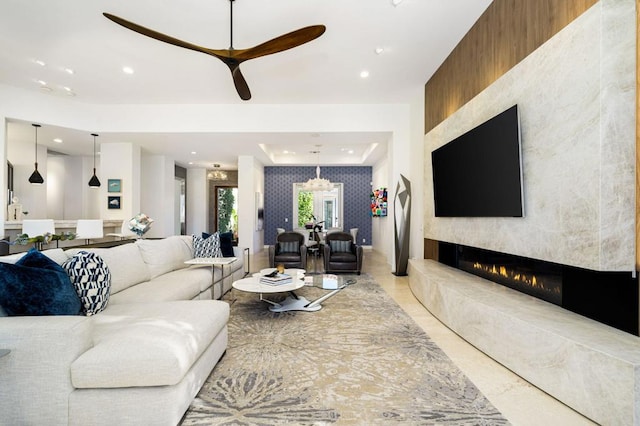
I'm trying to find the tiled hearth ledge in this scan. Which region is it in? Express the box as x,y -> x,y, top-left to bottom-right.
408,259 -> 640,426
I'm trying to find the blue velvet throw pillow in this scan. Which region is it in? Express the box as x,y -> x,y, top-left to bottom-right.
219,231 -> 235,257
0,248 -> 81,316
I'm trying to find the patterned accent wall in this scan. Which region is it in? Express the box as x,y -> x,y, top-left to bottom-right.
264,166 -> 372,246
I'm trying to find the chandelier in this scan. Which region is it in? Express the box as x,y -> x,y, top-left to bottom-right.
208,164 -> 228,180
302,149 -> 333,192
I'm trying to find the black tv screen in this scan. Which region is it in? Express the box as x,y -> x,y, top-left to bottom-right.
431,105 -> 524,217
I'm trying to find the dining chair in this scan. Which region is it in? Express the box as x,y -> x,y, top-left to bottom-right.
106,220 -> 138,240
76,219 -> 104,245
21,219 -> 56,250
21,219 -> 55,238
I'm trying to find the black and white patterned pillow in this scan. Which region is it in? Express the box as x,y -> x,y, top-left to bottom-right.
193,233 -> 222,258
279,241 -> 299,253
330,240 -> 352,253
62,251 -> 111,316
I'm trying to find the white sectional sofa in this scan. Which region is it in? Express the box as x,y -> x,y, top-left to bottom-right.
0,235 -> 245,425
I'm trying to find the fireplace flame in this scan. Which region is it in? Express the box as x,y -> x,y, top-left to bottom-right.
472,262 -> 559,294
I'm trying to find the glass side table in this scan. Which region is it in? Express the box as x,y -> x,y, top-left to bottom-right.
184,257 -> 238,299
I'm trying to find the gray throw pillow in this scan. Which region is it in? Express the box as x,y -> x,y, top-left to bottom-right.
330,240 -> 351,253
279,241 -> 299,253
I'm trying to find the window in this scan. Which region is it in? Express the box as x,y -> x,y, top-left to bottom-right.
292,183 -> 343,231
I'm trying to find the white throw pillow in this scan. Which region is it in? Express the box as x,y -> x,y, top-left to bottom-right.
136,236 -> 192,279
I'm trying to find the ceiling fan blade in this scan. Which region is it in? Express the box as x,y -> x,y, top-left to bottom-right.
103,13 -> 229,59
229,65 -> 251,101
235,25 -> 326,61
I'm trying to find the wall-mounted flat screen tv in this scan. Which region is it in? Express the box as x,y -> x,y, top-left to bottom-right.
431,104 -> 524,217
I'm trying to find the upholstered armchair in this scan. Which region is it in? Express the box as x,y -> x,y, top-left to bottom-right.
323,231 -> 363,275
268,231 -> 307,269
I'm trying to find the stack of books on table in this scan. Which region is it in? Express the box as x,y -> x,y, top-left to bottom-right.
259,273 -> 292,286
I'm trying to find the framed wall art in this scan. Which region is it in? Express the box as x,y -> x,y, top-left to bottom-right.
108,179 -> 121,193
108,196 -> 121,210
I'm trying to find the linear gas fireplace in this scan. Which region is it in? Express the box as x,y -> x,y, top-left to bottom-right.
436,241 -> 639,335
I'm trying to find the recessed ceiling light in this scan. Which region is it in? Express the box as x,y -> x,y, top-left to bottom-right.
53,138 -> 63,143
348,150 -> 354,154
375,47 -> 384,55
34,59 -> 46,67
283,150 -> 289,154
360,70 -> 370,78
40,86 -> 52,92
191,151 -> 197,155
64,68 -> 74,75
36,79 -> 47,86
122,66 -> 134,74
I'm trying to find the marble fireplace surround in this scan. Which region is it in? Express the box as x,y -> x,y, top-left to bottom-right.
415,1 -> 639,424
408,259 -> 640,426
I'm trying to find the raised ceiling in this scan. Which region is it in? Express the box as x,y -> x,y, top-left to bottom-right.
0,0 -> 492,168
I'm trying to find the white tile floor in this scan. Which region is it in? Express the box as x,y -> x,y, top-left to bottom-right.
249,248 -> 596,426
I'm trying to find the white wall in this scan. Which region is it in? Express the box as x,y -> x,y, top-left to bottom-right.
46,156 -> 65,219
238,155 -> 264,254
424,2 -> 636,272
100,142 -> 141,221
46,155 -> 94,220
140,153 -> 175,237
409,92 -> 425,262
0,118 -> 5,238
186,168 -> 207,235
7,138 -> 47,219
371,152 -> 390,258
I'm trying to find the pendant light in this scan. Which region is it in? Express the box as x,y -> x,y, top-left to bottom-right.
88,133 -> 101,188
302,147 -> 333,192
28,124 -> 44,185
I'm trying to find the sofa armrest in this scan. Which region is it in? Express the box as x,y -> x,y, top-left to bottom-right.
232,246 -> 244,258
0,316 -> 93,424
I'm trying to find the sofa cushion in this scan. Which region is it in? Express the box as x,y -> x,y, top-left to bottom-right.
66,244 -> 150,295
136,236 -> 192,279
0,248 -> 81,316
63,251 -> 111,316
71,300 -> 229,388
193,233 -> 222,258
108,267 -> 211,304
0,248 -> 68,265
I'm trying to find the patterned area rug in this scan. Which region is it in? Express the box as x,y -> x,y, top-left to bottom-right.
181,274 -> 509,425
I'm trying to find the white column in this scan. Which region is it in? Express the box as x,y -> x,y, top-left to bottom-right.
186,168 -> 207,235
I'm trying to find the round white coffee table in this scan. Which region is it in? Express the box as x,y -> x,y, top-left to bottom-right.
232,268 -> 344,312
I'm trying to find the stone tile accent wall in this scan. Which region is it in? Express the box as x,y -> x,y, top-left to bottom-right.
424,1 -> 636,272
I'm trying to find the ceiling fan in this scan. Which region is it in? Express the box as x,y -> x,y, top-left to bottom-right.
103,0 -> 326,101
